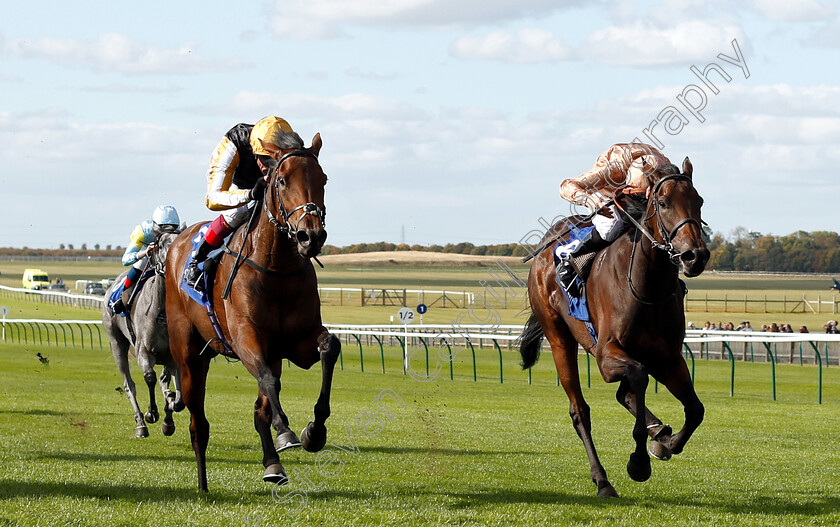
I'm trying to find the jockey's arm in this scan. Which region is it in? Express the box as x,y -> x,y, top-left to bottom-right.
121,224 -> 148,266
205,137 -> 251,211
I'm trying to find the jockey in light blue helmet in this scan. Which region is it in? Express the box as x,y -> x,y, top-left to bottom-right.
109,205 -> 181,314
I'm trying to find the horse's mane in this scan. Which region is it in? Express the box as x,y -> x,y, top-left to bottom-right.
273,131 -> 305,150
617,162 -> 682,224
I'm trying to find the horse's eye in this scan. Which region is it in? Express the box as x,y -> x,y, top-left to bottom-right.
658,200 -> 667,208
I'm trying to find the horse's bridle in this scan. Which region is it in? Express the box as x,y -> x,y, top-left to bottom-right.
620,172 -> 704,304
262,150 -> 327,242
619,173 -> 702,264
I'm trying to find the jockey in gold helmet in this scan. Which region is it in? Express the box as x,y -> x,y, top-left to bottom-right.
184,116 -> 302,288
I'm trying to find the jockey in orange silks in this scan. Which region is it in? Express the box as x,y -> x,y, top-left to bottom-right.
556,143 -> 670,292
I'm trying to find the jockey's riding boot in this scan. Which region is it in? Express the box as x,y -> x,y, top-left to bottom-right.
111,298 -> 126,315
573,229 -> 610,257
558,230 -> 609,296
185,239 -> 213,289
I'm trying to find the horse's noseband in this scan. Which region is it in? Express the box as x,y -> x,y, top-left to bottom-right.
263,150 -> 327,242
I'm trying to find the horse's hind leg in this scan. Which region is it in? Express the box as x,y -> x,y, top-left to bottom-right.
544,322 -> 617,498
158,365 -> 176,436
615,380 -> 673,460
254,391 -> 287,484
301,332 -> 341,453
600,343 -> 652,483
137,350 -> 159,424
656,357 -> 705,456
110,333 -> 148,438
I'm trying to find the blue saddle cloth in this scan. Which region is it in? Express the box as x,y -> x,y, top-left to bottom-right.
553,226 -> 598,345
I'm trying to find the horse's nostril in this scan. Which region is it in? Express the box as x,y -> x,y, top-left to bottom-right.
680,250 -> 696,263
297,230 -> 310,244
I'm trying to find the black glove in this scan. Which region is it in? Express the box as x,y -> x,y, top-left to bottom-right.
249,178 -> 267,201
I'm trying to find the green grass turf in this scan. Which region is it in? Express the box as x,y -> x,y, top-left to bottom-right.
2,339 -> 840,526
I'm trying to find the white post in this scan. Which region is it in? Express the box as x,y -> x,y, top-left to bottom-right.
403,323 -> 409,373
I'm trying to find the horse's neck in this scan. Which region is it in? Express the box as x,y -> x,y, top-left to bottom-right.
626,229 -> 679,299
243,213 -> 305,274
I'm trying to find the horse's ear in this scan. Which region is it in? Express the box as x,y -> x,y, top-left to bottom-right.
682,157 -> 693,179
310,133 -> 322,157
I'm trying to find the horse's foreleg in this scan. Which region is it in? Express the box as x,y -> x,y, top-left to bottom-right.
137,350 -> 159,424
254,391 -> 287,484
600,343 -> 651,483
301,332 -> 341,453
658,359 -> 705,456
111,337 -> 148,438
615,380 -> 673,459
256,365 -> 300,452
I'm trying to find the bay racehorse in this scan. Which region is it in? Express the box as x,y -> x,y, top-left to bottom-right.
519,157 -> 709,497
165,133 -> 340,492
102,232 -> 183,438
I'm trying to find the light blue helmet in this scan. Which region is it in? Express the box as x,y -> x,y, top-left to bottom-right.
152,205 -> 180,226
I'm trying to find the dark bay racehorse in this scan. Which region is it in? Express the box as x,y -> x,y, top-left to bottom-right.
519,158 -> 710,497
103,232 -> 183,438
166,133 -> 340,492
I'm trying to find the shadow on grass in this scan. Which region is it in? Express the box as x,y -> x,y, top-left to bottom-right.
1,409 -> 72,417
358,445 -> 537,456
0,479 -> 259,504
655,491 -> 840,518
36,451 -> 316,467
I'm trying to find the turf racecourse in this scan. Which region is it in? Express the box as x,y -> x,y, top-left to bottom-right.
2,342 -> 840,526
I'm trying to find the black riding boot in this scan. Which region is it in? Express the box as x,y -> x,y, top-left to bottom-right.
184,240 -> 214,289
558,230 -> 610,295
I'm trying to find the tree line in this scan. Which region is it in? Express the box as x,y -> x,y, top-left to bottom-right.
2,228 -> 839,272
707,229 -> 840,273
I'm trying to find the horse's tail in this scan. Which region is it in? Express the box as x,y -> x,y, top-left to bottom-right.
518,312 -> 544,370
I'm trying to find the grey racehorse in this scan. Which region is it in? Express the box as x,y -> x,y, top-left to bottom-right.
103,231 -> 184,438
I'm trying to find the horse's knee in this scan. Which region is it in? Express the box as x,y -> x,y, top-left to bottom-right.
143,370 -> 157,386
686,399 -> 705,425
319,333 -> 341,364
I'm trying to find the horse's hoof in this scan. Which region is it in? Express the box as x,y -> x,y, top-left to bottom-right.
263,463 -> 288,485
275,431 -> 301,452
627,452 -> 652,482
172,401 -> 185,413
597,484 -> 619,498
144,410 -> 159,424
162,420 -> 176,437
300,422 -> 327,453
135,425 -> 149,438
649,439 -> 672,461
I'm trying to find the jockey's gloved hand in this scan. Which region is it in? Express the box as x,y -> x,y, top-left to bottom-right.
249,178 -> 267,201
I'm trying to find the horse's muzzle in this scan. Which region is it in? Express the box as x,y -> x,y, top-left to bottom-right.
296,228 -> 327,258
679,248 -> 710,278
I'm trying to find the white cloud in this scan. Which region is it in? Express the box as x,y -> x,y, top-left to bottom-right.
268,0 -> 584,39
750,0 -> 835,22
449,29 -> 574,63
7,33 -> 246,75
583,20 -> 746,67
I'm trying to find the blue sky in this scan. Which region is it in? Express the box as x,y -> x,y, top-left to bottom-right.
1,0 -> 838,248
